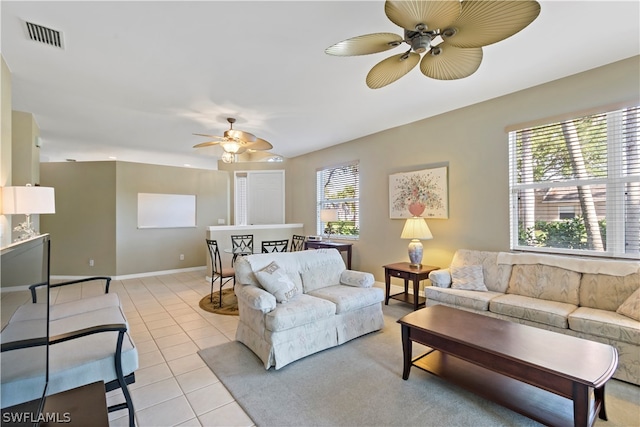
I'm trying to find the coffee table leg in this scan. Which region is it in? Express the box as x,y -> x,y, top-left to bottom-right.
595,385 -> 607,421
401,324 -> 412,380
572,383 -> 589,427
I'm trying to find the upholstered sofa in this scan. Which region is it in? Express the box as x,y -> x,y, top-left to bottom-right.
426,249 -> 640,385
234,249 -> 384,370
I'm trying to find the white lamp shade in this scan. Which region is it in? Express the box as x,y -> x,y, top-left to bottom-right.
320,209 -> 339,222
401,217 -> 433,240
2,186 -> 56,215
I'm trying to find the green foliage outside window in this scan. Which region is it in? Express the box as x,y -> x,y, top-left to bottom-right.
519,217 -> 607,250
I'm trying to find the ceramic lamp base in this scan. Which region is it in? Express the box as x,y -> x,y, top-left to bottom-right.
407,239 -> 423,267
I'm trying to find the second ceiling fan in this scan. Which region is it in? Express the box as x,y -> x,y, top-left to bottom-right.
193,118 -> 273,163
325,0 -> 541,89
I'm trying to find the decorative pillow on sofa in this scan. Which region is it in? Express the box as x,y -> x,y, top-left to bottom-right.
450,265 -> 488,291
617,287 -> 640,321
340,270 -> 374,288
255,261 -> 300,303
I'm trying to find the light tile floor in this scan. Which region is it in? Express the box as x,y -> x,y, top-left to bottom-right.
50,271 -> 253,427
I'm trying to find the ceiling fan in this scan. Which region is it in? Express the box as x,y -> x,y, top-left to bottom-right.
325,0 -> 541,89
193,118 -> 274,163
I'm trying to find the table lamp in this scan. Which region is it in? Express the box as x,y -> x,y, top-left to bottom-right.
401,217 -> 433,267
320,209 -> 339,241
2,184 -> 56,241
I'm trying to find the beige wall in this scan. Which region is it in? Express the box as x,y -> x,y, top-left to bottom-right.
9,111 -> 42,242
41,161 -> 229,276
289,56 -> 640,283
40,161 -> 117,276
1,56 -> 12,246
114,162 -> 229,275
11,111 -> 40,186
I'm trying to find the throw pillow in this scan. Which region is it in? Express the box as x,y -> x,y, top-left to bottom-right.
450,265 -> 488,291
617,287 -> 640,321
340,270 -> 374,288
254,261 -> 300,303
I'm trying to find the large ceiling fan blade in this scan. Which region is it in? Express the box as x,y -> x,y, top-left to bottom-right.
384,0 -> 460,32
325,33 -> 403,56
247,137 -> 273,151
193,140 -> 222,149
366,52 -> 420,89
225,129 -> 257,142
193,133 -> 223,139
420,43 -> 483,80
443,0 -> 541,48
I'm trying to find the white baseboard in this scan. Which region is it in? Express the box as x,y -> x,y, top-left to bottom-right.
373,281 -> 424,297
51,266 -> 207,282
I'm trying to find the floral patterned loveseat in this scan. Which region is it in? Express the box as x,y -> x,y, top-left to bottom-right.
427,249 -> 640,385
234,249 -> 384,370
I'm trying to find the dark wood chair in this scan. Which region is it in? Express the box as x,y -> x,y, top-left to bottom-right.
206,239 -> 235,307
290,235 -> 306,252
262,239 -> 289,253
230,234 -> 254,266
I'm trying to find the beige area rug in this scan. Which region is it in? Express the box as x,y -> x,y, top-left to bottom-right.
198,288 -> 238,316
198,303 -> 640,427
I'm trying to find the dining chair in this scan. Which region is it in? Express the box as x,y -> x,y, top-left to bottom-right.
206,239 -> 235,307
261,239 -> 289,253
231,234 -> 254,265
290,235 -> 306,252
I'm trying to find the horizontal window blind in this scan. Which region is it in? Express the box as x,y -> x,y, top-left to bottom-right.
509,105 -> 639,258
316,161 -> 360,239
234,173 -> 248,226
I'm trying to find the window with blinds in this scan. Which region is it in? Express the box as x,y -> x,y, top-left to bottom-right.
316,161 -> 360,239
234,173 -> 248,226
509,105 -> 639,259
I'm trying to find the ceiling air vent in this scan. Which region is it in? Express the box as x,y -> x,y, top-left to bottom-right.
25,21 -> 64,49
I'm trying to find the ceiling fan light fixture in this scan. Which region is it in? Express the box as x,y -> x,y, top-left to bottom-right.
221,140 -> 241,154
221,151 -> 235,163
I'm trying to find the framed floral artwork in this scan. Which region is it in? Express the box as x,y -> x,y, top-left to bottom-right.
389,166 -> 448,219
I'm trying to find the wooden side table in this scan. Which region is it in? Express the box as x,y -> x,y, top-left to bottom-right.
383,262 -> 439,310
304,241 -> 353,269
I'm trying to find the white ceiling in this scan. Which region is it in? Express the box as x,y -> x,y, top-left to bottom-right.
2,1 -> 639,170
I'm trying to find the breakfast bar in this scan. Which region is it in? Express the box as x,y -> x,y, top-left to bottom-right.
206,223 -> 304,264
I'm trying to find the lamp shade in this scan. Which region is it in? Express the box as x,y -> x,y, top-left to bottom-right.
1,186 -> 56,215
320,209 -> 339,222
400,217 -> 433,240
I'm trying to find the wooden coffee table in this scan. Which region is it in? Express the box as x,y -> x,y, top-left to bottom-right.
398,305 -> 618,427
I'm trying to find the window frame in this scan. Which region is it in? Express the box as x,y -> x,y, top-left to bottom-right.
508,105 -> 639,259
316,161 -> 360,240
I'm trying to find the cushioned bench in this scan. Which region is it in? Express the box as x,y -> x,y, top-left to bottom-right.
0,277 -> 137,427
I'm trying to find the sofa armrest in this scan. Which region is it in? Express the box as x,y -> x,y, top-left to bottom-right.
340,270 -> 375,288
236,285 -> 277,313
429,269 -> 452,288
